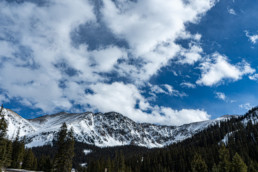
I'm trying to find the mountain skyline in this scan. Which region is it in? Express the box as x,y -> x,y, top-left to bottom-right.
0,0 -> 258,125
1,107 -> 240,148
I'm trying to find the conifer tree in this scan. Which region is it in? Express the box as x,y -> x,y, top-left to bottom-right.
32,156 -> 38,170
218,145 -> 231,172
11,129 -> 25,169
63,128 -> 75,171
22,149 -> 35,170
106,157 -> 112,171
231,153 -> 247,172
249,161 -> 258,172
38,155 -> 52,172
54,123 -> 68,172
53,123 -> 75,172
119,151 -> 126,172
45,156 -> 53,172
212,163 -> 219,172
191,153 -> 208,172
3,140 -> 12,168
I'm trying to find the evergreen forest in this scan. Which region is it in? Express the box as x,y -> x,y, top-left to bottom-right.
1,105 -> 258,172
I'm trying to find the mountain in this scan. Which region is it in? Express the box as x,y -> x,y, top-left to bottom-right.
1,108 -> 241,148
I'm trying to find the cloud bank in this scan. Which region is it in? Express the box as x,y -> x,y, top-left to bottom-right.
0,0 -> 223,125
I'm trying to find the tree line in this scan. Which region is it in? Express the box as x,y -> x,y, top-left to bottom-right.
83,108 -> 258,172
1,104 -> 258,172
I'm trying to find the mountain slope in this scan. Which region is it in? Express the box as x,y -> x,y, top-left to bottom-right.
30,107 -> 258,171
2,108 -> 36,139
2,108 -> 239,148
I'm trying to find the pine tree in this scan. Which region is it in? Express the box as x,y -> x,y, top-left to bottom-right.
218,145 -> 231,172
53,123 -> 74,172
38,155 -> 52,172
3,140 -> 12,167
45,156 -> 53,172
22,149 -> 35,170
11,129 -> 25,169
119,151 -> 126,172
231,153 -> 247,172
54,123 -> 68,172
191,153 -> 208,172
32,156 -> 38,170
63,128 -> 75,172
106,157 -> 112,171
212,163 -> 219,172
249,161 -> 258,172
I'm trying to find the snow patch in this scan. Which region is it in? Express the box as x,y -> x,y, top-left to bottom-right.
83,149 -> 92,156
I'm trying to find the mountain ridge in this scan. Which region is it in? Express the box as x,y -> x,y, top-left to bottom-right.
1,108 -> 244,149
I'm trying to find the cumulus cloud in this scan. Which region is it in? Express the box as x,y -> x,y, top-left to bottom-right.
101,0 -> 216,81
83,82 -> 208,125
0,0 -> 216,125
196,53 -> 255,86
159,107 -> 210,125
215,92 -> 226,101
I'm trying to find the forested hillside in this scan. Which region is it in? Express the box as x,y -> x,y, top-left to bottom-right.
84,107 -> 258,172
1,106 -> 258,172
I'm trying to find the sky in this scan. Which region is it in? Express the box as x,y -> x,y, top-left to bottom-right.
0,0 -> 258,126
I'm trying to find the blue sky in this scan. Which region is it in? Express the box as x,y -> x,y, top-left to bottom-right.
0,0 -> 258,125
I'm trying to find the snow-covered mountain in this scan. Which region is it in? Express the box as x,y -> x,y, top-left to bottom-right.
2,108 -> 252,148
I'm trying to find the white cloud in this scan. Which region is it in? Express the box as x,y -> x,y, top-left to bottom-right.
179,44 -> 203,64
177,32 -> 202,41
215,92 -> 226,101
0,0 -> 216,125
228,8 -> 236,15
90,46 -> 126,72
239,103 -> 252,110
150,84 -> 187,97
151,85 -> 167,94
249,73 -> 258,80
101,0 -> 216,81
163,84 -> 174,94
85,82 -> 150,119
197,53 -> 255,86
0,0 -> 96,112
245,31 -> 258,44
180,82 -> 196,88
83,82 -> 208,125
159,107 -> 210,125
0,41 -> 16,58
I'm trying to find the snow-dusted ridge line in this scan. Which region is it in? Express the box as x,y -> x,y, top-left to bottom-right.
219,109 -> 258,145
1,108 -> 247,148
